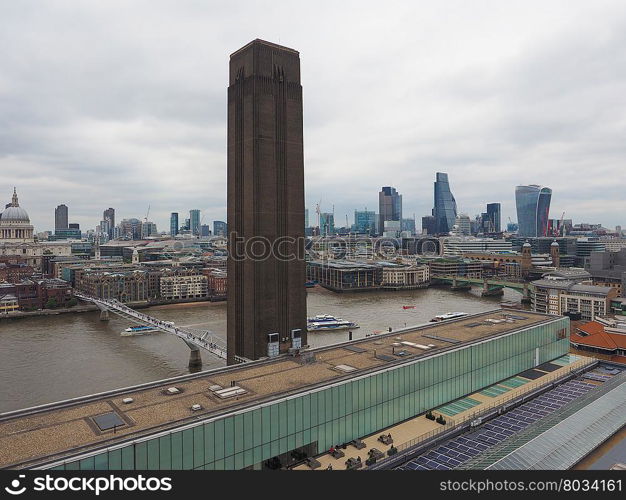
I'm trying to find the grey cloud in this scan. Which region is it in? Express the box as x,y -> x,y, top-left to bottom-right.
0,0 -> 625,232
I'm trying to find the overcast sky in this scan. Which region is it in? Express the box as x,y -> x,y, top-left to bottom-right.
1,0 -> 625,234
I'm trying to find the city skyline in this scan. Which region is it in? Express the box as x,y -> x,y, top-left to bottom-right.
2,1 -> 626,233
3,1 -> 626,479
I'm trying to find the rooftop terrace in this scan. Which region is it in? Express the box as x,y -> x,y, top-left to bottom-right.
0,309 -> 556,469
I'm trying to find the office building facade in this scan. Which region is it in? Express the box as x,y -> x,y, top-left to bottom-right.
190,210 -> 201,236
421,216 -> 437,235
515,185 -> 552,237
55,204 -> 69,231
319,213 -> 335,235
170,213 -> 179,237
103,208 -> 115,239
454,214 -> 471,236
531,278 -> 617,320
486,203 -> 501,233
586,247 -> 626,297
119,219 -> 142,240
401,218 -> 416,235
213,221 -> 227,237
354,210 -> 376,235
227,39 -> 307,363
379,187 -> 402,236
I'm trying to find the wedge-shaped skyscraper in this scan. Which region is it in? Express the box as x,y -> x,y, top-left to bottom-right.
515,185 -> 552,237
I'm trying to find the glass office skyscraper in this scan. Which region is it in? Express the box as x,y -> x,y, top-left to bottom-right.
190,209 -> 201,236
486,203 -> 501,233
354,210 -> 376,235
433,172 -> 457,234
515,185 -> 552,237
379,187 -> 402,235
213,220 -> 227,237
170,213 -> 179,236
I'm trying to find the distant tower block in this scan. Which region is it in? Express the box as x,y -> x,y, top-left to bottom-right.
227,40 -> 307,364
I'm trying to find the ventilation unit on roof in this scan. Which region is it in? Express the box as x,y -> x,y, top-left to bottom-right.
214,386 -> 247,399
166,387 -> 180,395
334,364 -> 356,373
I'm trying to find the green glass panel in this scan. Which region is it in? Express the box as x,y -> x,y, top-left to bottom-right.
147,439 -> 159,470
182,429 -> 194,469
234,414 -> 244,454
171,432 -> 183,470
234,452 -> 244,470
194,426 -> 204,468
338,385 -> 346,417
108,449 -> 122,470
94,453 -> 108,470
224,417 -> 234,457
261,406 -> 271,443
79,456 -> 95,470
270,404 -> 279,441
302,394 -> 311,429
159,435 -> 172,470
122,445 -> 134,470
135,442 -> 147,470
252,409 -> 262,448
295,397 -> 303,432
204,422 -> 214,464
287,399 -> 296,435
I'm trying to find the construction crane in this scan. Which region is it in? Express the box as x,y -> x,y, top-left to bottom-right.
144,205 -> 150,223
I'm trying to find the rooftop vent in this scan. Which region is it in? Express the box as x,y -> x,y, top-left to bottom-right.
166,387 -> 180,395
214,386 -> 247,399
122,397 -> 134,404
209,385 -> 223,392
334,364 -> 357,373
191,404 -> 203,411
343,345 -> 367,354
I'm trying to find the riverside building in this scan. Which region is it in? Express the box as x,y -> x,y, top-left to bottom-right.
0,310 -> 570,471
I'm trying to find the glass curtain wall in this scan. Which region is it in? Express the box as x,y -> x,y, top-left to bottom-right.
51,319 -> 569,471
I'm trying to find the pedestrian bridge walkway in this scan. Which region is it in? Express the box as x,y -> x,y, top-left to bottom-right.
74,292 -> 245,364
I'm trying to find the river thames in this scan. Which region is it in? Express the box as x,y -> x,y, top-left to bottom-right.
0,286 -> 524,413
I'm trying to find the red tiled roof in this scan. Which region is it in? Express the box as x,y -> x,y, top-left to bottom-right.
571,321 -> 626,352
